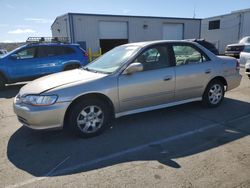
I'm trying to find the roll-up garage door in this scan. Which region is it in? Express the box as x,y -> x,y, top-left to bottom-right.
99,21 -> 128,39
163,23 -> 184,40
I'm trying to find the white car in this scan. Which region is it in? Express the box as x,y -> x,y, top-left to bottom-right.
239,45 -> 250,78
240,45 -> 250,65
0,49 -> 8,57
245,61 -> 250,79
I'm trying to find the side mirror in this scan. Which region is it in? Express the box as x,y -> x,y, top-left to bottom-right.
10,54 -> 18,60
123,62 -> 143,75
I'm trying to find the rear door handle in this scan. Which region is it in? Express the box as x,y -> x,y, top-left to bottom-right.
205,69 -> 211,74
163,75 -> 173,81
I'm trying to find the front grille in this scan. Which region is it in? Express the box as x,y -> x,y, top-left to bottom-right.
226,45 -> 244,51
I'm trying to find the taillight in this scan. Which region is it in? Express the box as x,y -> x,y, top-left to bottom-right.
83,51 -> 88,57
236,59 -> 240,70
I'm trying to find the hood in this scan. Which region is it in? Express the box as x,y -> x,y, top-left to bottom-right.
19,69 -> 107,96
227,43 -> 244,47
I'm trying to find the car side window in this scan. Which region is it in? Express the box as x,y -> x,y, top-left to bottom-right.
243,45 -> 250,53
48,46 -> 75,56
16,47 -> 36,60
134,46 -> 170,71
45,46 -> 57,57
173,45 -> 209,66
62,47 -> 75,55
37,46 -> 47,58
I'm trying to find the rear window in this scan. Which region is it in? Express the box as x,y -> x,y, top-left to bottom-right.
198,41 -> 216,49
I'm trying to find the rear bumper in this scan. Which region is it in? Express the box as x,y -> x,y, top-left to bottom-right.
13,99 -> 70,130
226,74 -> 242,91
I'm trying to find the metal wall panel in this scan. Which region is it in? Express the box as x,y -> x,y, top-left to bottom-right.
201,10 -> 250,54
51,15 -> 71,40
57,14 -> 200,52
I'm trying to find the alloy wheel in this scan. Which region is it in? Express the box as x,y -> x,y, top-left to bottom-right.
77,105 -> 104,133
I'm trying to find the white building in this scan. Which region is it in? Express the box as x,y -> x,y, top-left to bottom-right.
201,8 -> 250,54
51,13 -> 201,53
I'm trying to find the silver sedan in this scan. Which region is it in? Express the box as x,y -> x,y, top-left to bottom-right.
14,41 -> 242,138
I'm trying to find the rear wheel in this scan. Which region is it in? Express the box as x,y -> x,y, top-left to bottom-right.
0,75 -> 6,89
202,80 -> 225,107
67,98 -> 112,138
64,64 -> 80,71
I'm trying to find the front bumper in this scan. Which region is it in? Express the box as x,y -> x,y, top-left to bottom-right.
13,99 -> 70,130
245,63 -> 250,75
225,51 -> 240,57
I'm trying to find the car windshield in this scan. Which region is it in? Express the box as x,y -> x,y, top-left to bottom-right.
239,37 -> 250,44
84,45 -> 140,74
0,45 -> 25,58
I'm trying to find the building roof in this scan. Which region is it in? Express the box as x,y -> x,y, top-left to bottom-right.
203,8 -> 250,20
51,12 -> 201,28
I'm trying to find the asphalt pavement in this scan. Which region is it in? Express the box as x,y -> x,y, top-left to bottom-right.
0,69 -> 249,188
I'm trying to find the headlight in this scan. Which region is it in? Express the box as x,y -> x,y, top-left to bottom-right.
23,95 -> 58,106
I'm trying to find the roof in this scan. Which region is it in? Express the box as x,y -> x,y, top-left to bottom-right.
26,43 -> 80,47
51,12 -> 201,28
203,8 -> 250,20
121,40 -> 199,47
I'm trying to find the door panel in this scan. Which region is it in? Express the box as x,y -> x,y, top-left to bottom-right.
36,46 -> 63,75
175,62 -> 213,100
172,43 -> 213,101
118,67 -> 175,112
8,47 -> 43,81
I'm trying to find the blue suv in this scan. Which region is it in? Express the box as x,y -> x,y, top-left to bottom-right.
0,40 -> 88,88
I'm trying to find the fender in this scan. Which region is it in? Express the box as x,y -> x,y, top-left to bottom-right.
0,69 -> 11,84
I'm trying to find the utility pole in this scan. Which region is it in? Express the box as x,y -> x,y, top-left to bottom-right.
193,5 -> 196,18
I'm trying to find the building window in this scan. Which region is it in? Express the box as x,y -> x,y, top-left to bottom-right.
208,20 -> 220,30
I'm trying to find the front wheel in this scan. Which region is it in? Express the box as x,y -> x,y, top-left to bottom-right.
0,75 -> 6,89
67,98 -> 112,138
202,80 -> 225,107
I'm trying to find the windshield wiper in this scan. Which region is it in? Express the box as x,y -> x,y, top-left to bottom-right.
82,67 -> 110,74
82,67 -> 96,73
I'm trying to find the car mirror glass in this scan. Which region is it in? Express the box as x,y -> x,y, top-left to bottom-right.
10,54 -> 18,60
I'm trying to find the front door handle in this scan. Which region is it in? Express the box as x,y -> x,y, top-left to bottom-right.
205,69 -> 211,74
163,76 -> 172,81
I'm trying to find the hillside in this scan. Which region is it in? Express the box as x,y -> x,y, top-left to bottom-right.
0,42 -> 25,52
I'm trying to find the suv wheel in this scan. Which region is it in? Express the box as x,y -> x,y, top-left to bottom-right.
64,64 -> 80,71
67,98 -> 112,138
202,80 -> 225,107
0,75 -> 6,89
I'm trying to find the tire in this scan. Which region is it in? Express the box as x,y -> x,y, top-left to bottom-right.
248,75 -> 250,79
0,75 -> 6,90
64,64 -> 80,71
202,80 -> 225,108
66,98 -> 113,138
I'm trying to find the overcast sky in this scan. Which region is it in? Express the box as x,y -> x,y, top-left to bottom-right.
0,0 -> 250,42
